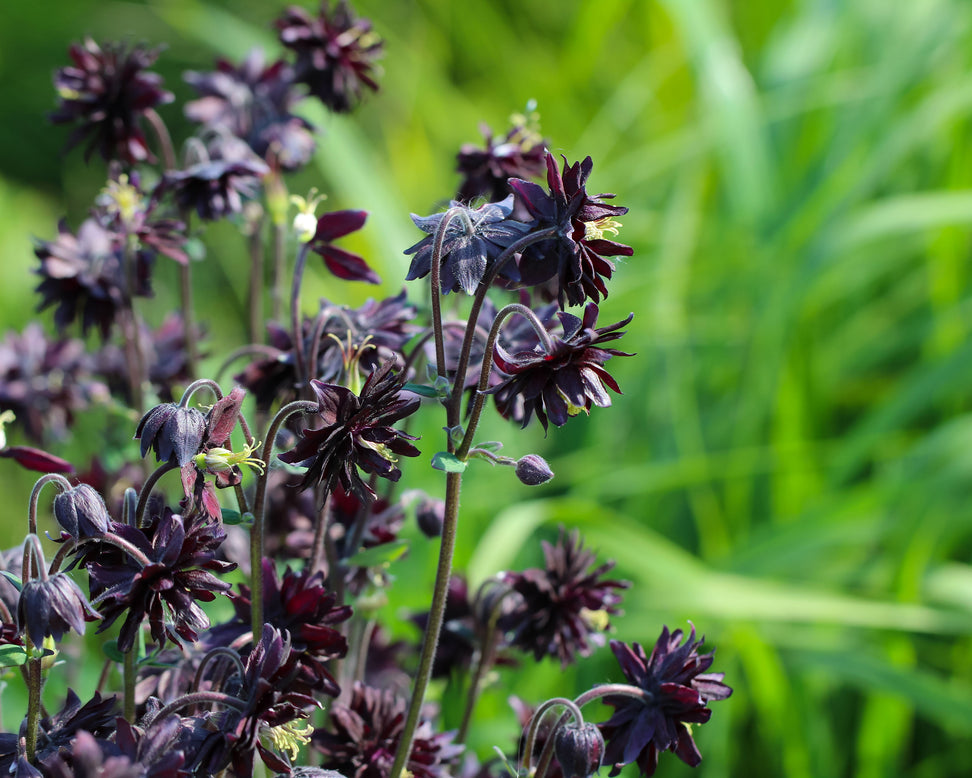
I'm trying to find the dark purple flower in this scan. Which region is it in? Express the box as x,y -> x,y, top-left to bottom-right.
0,325 -> 109,443
514,454 -> 554,486
185,48 -> 316,171
53,483 -> 110,541
87,512 -> 235,651
278,361 -> 421,500
50,38 -> 173,164
598,627 -> 732,777
490,303 -> 632,431
34,218 -> 152,340
311,209 -> 380,284
135,403 -> 206,467
164,137 -> 269,221
501,528 -> 629,668
510,153 -> 633,308
18,572 -> 100,647
405,197 -> 530,295
313,681 -> 463,778
277,1 -> 383,113
225,559 -> 351,697
456,116 -> 548,203
39,730 -> 144,778
415,495 -> 444,538
0,446 -> 73,475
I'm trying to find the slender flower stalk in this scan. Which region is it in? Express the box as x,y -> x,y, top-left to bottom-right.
250,399 -> 319,636
290,241 -> 312,395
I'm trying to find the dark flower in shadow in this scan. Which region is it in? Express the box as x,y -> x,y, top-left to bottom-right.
500,528 -> 628,667
136,402 -> 207,467
50,38 -> 173,164
510,152 -> 632,308
490,303 -> 632,430
18,572 -> 100,647
222,559 -> 351,697
185,48 -> 315,171
405,197 -> 529,295
598,627 -> 732,777
456,114 -> 548,203
313,681 -> 463,778
53,483 -> 110,541
277,1 -> 383,113
87,512 -> 235,651
0,324 -> 109,443
278,361 -> 420,500
35,218 -> 152,340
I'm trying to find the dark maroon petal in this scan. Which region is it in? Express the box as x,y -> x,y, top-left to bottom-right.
314,209 -> 368,241
0,446 -> 73,473
319,245 -> 382,284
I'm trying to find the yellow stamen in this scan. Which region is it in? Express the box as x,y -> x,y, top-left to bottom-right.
583,216 -> 623,242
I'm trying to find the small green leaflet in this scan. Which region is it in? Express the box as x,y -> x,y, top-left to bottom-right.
431,451 -> 467,473
0,645 -> 27,667
347,539 -> 409,567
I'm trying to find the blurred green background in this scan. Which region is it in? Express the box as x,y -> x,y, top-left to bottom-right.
4,0 -> 972,776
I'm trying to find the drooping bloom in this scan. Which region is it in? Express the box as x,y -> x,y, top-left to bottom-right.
500,528 -> 629,667
313,681 -> 463,778
404,197 -> 530,295
490,303 -> 632,431
277,1 -> 384,113
278,361 -> 421,500
456,115 -> 548,203
185,48 -> 316,171
50,38 -> 173,164
52,483 -> 110,541
135,402 -> 207,467
34,218 -> 152,340
18,572 -> 100,647
598,627 -> 732,777
510,152 -> 633,308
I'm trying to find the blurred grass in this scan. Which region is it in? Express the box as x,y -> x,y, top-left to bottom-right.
3,0 -> 972,775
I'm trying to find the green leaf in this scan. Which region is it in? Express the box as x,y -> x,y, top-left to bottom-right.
103,640 -> 125,664
403,382 -> 441,398
221,510 -> 252,526
431,451 -> 467,473
0,645 -> 28,667
0,572 -> 22,592
346,539 -> 409,568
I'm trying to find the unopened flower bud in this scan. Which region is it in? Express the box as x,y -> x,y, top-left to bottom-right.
554,722 -> 604,778
515,454 -> 554,486
53,483 -> 110,540
416,497 -> 445,538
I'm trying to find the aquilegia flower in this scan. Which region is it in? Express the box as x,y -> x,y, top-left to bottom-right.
490,303 -> 632,430
404,197 -> 530,295
185,49 -> 316,171
501,528 -> 628,668
18,572 -> 100,647
313,681 -> 463,778
510,152 -> 633,308
277,1 -> 384,113
309,209 -> 380,284
50,38 -> 173,164
598,626 -> 732,777
456,115 -> 548,203
278,361 -> 421,500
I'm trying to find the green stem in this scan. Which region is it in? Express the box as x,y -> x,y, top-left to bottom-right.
389,470 -> 462,778
290,242 -> 312,395
250,400 -> 319,637
135,462 -> 178,528
271,222 -> 286,323
523,697 -> 585,773
248,213 -> 266,344
25,653 -> 41,761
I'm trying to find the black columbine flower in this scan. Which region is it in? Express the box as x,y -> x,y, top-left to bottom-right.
456,115 -> 548,203
278,361 -> 421,500
490,303 -> 632,431
224,559 -> 351,697
598,627 -> 732,777
510,152 -> 633,308
87,512 -> 235,652
277,1 -> 384,113
50,38 -> 173,164
18,572 -> 100,647
310,209 -> 380,284
35,218 -> 153,340
136,402 -> 207,467
313,681 -> 463,778
0,324 -> 109,443
185,48 -> 316,171
405,197 -> 530,295
500,528 -> 629,668
164,136 -> 270,221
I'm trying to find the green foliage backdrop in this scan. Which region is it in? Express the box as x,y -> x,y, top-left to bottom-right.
3,0 -> 972,775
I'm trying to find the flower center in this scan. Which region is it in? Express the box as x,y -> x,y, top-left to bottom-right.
583,216 -> 622,242
261,719 -> 313,762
